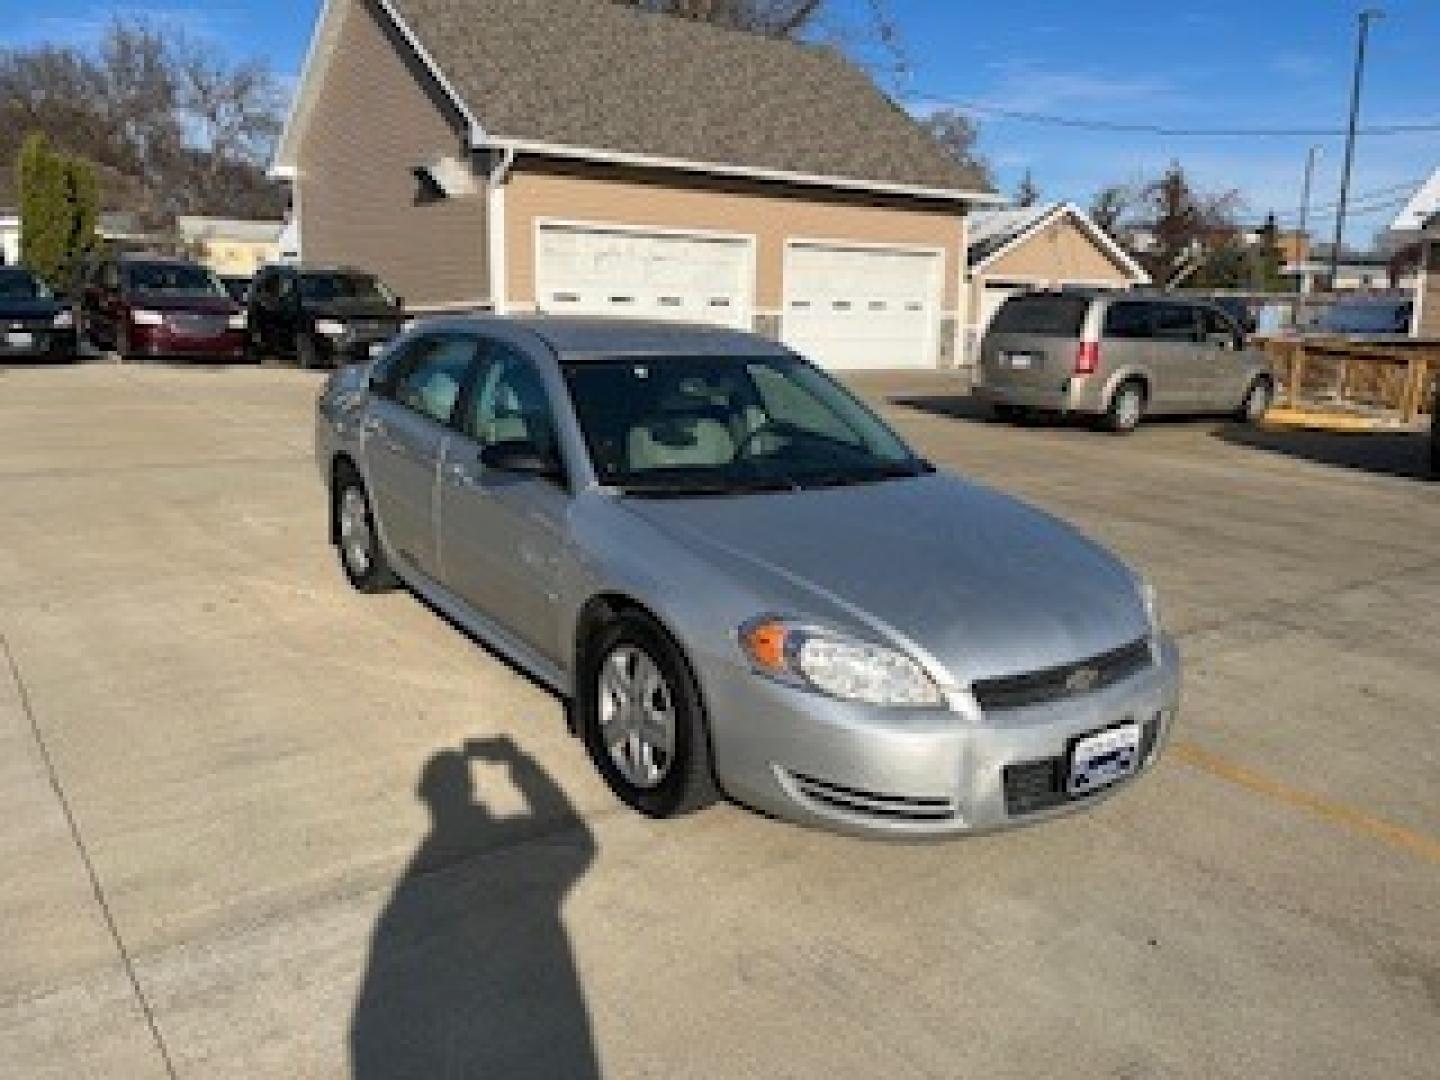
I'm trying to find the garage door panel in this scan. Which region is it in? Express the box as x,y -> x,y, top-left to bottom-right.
536,224 -> 753,329
782,243 -> 942,370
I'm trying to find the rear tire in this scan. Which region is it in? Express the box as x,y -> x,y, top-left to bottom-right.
1237,378 -> 1273,424
579,610 -> 719,819
332,468 -> 397,593
1102,380 -> 1146,434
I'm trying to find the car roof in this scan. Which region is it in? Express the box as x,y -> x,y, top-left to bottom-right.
525,318 -> 788,358
431,316 -> 791,359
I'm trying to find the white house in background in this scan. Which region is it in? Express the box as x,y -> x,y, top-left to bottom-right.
1389,166 -> 1440,238
963,202 -> 1150,365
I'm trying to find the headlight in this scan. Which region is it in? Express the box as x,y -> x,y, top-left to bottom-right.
228,312 -> 247,330
1139,576 -> 1163,635
739,618 -> 943,708
130,309 -> 164,326
315,319 -> 348,337
52,308 -> 75,329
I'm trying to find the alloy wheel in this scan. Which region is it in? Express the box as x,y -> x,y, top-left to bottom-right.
597,645 -> 677,789
338,486 -> 373,576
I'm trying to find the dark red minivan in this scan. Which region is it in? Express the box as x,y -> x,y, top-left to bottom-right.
80,254 -> 247,361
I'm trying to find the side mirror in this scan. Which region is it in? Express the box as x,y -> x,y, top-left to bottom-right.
480,439 -> 564,482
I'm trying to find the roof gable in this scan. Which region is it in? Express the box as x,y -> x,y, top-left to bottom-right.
968,202 -> 1149,283
278,0 -> 993,200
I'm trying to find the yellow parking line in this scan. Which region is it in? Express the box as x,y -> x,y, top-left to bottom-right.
1171,742 -> 1440,866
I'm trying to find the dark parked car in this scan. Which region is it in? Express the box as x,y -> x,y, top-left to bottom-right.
219,274 -> 254,303
1312,299 -> 1414,338
0,265 -> 78,361
80,254 -> 247,362
248,264 -> 405,368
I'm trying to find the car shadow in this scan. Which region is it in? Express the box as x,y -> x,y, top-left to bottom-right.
1212,422 -> 1435,481
888,394 -> 1230,432
350,736 -> 600,1078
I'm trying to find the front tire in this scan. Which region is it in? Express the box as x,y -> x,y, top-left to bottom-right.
297,334 -> 322,371
1102,380 -> 1146,434
579,611 -> 719,819
332,470 -> 397,593
1237,378 -> 1273,424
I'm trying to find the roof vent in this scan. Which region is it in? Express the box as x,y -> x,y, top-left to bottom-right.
412,156 -> 477,199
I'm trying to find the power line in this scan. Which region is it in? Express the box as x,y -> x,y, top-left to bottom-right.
918,99 -> 1440,137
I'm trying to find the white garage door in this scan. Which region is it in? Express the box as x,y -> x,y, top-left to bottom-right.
782,243 -> 943,370
535,223 -> 753,330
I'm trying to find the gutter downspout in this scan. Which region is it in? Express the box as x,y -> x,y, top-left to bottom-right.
486,146 -> 517,315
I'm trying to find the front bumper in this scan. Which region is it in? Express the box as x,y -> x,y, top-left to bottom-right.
703,635 -> 1181,838
130,324 -> 247,359
0,326 -> 77,359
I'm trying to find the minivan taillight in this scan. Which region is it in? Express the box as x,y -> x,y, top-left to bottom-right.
1075,341 -> 1100,376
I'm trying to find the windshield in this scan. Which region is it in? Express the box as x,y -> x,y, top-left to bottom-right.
125,262 -> 225,298
299,273 -> 395,305
0,267 -> 49,300
562,355 -> 930,496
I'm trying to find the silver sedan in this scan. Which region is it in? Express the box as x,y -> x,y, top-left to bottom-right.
316,318 -> 1180,836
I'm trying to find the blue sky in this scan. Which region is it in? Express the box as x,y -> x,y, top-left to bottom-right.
6,0 -> 1438,243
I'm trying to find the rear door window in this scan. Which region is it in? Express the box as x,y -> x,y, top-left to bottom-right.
988,294 -> 1091,337
1152,304 -> 1200,343
1103,302 -> 1154,340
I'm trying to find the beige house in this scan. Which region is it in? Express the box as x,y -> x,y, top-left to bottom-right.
271,0 -> 997,370
177,216 -> 284,276
964,203 -> 1149,365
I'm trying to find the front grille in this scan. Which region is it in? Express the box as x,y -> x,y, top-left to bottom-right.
787,770 -> 956,823
1003,713 -> 1163,817
972,638 -> 1152,712
167,311 -> 228,335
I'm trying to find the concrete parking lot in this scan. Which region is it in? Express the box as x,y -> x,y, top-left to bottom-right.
1,361 -> 1436,1079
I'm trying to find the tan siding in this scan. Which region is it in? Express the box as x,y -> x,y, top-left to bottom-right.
297,0 -> 486,307
982,217 -> 1131,283
504,165 -> 963,311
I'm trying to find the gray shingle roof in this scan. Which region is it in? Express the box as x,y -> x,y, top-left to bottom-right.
385,0 -> 989,194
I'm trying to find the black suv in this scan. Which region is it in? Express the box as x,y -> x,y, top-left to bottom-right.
0,265 -> 78,360
247,264 -> 405,368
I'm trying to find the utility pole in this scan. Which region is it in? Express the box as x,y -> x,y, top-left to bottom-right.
1329,8 -> 1383,289
1298,145 -> 1322,294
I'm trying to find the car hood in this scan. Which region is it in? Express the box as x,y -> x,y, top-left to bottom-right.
305,300 -> 401,323
0,298 -> 64,322
128,295 -> 237,314
621,472 -> 1149,686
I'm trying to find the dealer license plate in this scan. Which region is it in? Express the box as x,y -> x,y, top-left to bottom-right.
1002,351 -> 1036,370
368,341 -> 385,357
1067,723 -> 1141,796
5,331 -> 35,348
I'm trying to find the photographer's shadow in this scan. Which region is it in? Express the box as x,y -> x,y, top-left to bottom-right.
351,737 -> 599,1078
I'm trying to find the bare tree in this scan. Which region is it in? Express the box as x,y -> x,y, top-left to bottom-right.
1134,161 -> 1241,282
613,0 -> 826,36
0,18 -> 285,224
1014,169 -> 1040,208
917,108 -> 992,186
1088,184 -> 1132,236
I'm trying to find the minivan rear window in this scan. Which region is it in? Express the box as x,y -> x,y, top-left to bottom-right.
988,294 -> 1090,337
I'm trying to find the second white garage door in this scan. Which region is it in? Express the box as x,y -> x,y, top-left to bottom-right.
782,242 -> 944,370
535,222 -> 754,330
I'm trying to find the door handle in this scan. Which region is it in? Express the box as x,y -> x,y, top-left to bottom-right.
444,462 -> 482,488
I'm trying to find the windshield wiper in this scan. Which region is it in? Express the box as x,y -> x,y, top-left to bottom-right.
618,476 -> 799,499
799,460 -> 935,490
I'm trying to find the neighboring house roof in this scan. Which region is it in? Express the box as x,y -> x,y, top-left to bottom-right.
275,0 -> 996,202
967,202 -> 1150,283
176,216 -> 285,244
1389,166 -> 1440,234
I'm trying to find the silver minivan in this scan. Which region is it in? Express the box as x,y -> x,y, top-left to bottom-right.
975,291 -> 1275,432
